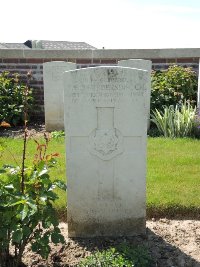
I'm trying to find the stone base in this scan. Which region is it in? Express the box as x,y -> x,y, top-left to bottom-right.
68,217 -> 146,238
45,121 -> 64,132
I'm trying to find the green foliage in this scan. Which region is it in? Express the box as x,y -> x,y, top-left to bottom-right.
151,103 -> 197,138
0,71 -> 33,126
0,137 -> 66,267
51,130 -> 65,139
151,65 -> 198,112
79,245 -> 152,267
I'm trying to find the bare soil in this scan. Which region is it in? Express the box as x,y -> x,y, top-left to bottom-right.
0,123 -> 46,139
21,220 -> 200,267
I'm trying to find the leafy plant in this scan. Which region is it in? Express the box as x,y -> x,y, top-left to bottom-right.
79,245 -> 152,267
151,65 -> 198,112
151,102 -> 196,138
0,71 -> 33,126
0,73 -> 66,267
51,130 -> 65,139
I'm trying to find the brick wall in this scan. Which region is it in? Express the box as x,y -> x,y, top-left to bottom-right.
0,49 -> 199,121
0,58 -> 44,120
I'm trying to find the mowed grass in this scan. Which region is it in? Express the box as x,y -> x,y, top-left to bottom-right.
0,136 -> 200,218
147,137 -> 200,217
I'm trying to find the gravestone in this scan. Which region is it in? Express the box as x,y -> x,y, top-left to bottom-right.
118,59 -> 152,128
64,66 -> 148,237
43,61 -> 76,131
198,58 -> 200,111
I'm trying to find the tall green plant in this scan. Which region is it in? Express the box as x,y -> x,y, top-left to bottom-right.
151,103 -> 196,138
0,73 -> 66,267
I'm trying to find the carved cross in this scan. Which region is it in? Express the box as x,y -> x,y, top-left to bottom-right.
89,107 -> 123,200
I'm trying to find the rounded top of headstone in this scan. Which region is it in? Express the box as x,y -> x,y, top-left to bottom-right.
63,66 -> 148,82
118,59 -> 152,72
64,65 -> 148,74
43,61 -> 76,66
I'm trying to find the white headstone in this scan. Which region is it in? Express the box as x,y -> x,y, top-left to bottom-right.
118,59 -> 152,129
43,61 -> 76,131
64,66 -> 148,237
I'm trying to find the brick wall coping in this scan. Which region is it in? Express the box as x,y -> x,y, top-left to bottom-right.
1,48 -> 200,59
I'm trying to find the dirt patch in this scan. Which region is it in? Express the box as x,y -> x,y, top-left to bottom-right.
0,123 -> 47,139
20,220 -> 200,267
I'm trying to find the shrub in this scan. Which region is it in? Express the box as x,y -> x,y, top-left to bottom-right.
151,65 -> 198,112
151,102 -> 197,138
0,74 -> 66,267
0,136 -> 66,267
0,71 -> 33,126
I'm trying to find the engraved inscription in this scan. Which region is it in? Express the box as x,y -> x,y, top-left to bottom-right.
70,84 -> 144,104
67,69 -> 147,104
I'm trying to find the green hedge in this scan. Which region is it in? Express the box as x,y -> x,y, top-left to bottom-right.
151,65 -> 198,112
0,72 -> 33,126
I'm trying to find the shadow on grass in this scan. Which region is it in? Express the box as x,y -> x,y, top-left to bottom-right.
147,205 -> 200,220
57,205 -> 200,223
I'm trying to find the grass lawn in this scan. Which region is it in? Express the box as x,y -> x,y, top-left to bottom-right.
0,136 -> 200,218
147,138 -> 200,218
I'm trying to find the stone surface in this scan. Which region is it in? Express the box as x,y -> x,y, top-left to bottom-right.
64,66 -> 148,237
43,61 -> 76,131
198,58 -> 200,110
118,59 -> 152,128
1,47 -> 200,59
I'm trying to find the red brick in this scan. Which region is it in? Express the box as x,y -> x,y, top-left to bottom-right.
177,58 -> 197,63
76,59 -> 92,64
166,58 -> 177,63
50,58 -> 66,62
100,59 -> 117,64
151,58 -> 167,63
3,58 -> 19,63
43,58 -> 52,63
19,59 -> 27,63
92,59 -> 101,64
26,58 -> 44,63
